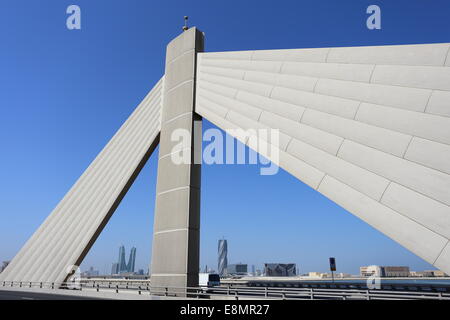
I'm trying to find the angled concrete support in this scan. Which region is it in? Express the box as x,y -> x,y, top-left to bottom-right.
150,28 -> 204,294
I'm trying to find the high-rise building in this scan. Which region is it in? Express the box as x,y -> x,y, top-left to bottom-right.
115,246 -> 137,274
218,239 -> 228,276
118,245 -> 127,273
127,247 -> 136,273
111,263 -> 119,275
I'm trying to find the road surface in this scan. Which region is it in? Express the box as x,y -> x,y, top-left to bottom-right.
0,289 -> 104,300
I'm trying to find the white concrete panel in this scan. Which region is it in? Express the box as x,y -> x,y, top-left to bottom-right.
244,71 -> 317,92
327,43 -> 450,66
404,137 -> 450,175
338,140 -> 450,206
201,58 -> 282,73
381,182 -> 450,239
315,78 -> 430,112
435,243 -> 450,275
278,151 -> 326,189
318,176 -> 448,265
356,103 -> 450,145
199,50 -> 253,60
287,138 -> 389,201
271,86 -> 359,119
281,61 -> 374,82
0,77 -> 163,284
199,66 -> 245,80
196,105 -> 245,144
198,42 -> 450,275
226,110 -> 291,150
301,109 -> 412,157
283,48 -> 330,63
197,79 -> 237,99
371,65 -> 450,91
235,91 -> 305,122
426,90 -> 450,117
197,87 -> 261,121
259,111 -> 343,155
253,47 -> 330,62
200,72 -> 273,97
196,94 -> 228,118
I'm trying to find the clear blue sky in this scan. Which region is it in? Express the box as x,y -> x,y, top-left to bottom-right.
0,0 -> 449,275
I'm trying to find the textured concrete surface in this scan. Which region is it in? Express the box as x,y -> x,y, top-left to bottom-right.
150,27 -> 204,292
0,78 -> 164,285
0,287 -> 191,300
196,42 -> 450,275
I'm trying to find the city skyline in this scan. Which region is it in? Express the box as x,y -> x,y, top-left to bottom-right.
1,1 -> 450,276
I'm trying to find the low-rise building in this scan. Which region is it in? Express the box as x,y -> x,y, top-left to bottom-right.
227,264 -> 248,275
264,263 -> 296,277
360,265 -> 410,277
423,270 -> 449,277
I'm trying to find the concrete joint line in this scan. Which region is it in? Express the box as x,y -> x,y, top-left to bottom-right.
284,137 -> 293,152
316,173 -> 328,190
325,48 -> 332,63
312,78 -> 320,93
401,136 -> 415,158
163,112 -> 193,126
158,147 -> 193,161
423,90 -> 434,113
379,181 -> 392,203
166,79 -> 194,95
157,186 -> 190,196
353,101 -> 362,120
335,138 -> 346,156
433,240 -> 450,265
154,228 -> 188,235
443,45 -> 450,66
167,48 -> 195,65
368,65 -> 377,83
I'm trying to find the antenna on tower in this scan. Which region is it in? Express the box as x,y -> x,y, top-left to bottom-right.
182,16 -> 189,31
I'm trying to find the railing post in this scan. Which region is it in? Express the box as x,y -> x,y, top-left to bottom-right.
310,288 -> 314,300
40,282 -> 42,288
19,281 -> 22,288
165,287 -> 168,296
29,282 -> 32,288
265,287 -> 268,298
96,284 -> 99,292
366,290 -> 370,300
116,285 -> 119,293
227,285 -> 230,296
52,282 -> 54,289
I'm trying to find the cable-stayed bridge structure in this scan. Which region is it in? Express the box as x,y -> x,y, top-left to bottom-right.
1,28 -> 450,296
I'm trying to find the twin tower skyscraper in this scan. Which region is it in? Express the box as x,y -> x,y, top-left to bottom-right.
112,245 -> 136,274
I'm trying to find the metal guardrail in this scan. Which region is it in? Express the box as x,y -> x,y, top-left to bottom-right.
2,280 -> 450,300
